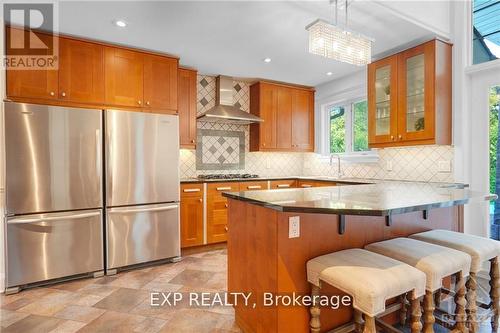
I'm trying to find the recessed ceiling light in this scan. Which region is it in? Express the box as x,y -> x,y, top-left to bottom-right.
326,72 -> 333,76
114,20 -> 127,28
263,58 -> 272,63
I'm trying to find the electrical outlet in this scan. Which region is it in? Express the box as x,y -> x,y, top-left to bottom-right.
438,160 -> 451,173
386,161 -> 393,171
289,216 -> 300,238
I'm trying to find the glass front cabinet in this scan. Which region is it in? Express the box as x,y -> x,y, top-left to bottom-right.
368,39 -> 452,148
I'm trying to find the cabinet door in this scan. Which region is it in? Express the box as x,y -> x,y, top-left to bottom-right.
6,27 -> 58,100
397,42 -> 435,142
292,89 -> 314,151
368,56 -> 398,145
239,181 -> 268,191
276,86 -> 292,149
104,47 -> 144,107
207,182 -> 239,244
178,69 -> 197,148
270,179 -> 297,189
259,84 -> 277,149
59,38 -> 104,103
180,184 -> 204,248
144,54 -> 178,113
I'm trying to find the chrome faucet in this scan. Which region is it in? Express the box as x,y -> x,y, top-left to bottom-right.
330,154 -> 344,179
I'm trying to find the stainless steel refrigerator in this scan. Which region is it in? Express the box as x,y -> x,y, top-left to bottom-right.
105,110 -> 180,273
4,102 -> 104,293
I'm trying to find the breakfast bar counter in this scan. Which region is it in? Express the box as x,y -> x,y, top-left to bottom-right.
223,182 -> 495,333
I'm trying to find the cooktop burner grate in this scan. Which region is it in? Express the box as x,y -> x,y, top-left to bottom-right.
197,173 -> 260,180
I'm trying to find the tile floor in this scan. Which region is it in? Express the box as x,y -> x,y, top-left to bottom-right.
0,247 -> 497,332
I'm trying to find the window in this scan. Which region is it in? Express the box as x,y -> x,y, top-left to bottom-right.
325,99 -> 369,154
472,0 -> 500,65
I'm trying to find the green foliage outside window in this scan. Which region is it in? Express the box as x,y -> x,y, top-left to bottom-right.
353,101 -> 368,151
489,86 -> 500,194
330,106 -> 345,153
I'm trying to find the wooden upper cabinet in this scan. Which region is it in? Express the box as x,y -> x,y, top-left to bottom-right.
6,27 -> 58,100
368,56 -> 398,145
250,81 -> 315,152
178,68 -> 198,149
291,89 -> 315,151
143,54 -> 178,112
368,39 -> 451,148
105,47 -> 144,108
59,38 -> 104,103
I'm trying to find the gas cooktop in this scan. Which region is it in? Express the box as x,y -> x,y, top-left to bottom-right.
197,173 -> 260,180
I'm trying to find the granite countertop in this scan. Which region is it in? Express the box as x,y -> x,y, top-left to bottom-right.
222,182 -> 495,216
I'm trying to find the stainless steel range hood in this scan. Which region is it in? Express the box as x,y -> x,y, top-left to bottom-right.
196,75 -> 263,124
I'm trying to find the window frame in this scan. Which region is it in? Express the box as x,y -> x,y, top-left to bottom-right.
320,96 -> 371,156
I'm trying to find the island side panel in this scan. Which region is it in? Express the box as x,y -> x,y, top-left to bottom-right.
227,198 -> 279,333
276,206 -> 460,332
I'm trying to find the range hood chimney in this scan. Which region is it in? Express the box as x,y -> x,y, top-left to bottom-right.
196,75 -> 263,124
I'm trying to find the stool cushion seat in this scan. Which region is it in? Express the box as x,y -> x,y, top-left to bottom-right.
307,248 -> 426,317
410,229 -> 500,273
365,238 -> 471,292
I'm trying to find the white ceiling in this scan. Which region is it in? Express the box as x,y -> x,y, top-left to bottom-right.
52,1 -> 436,86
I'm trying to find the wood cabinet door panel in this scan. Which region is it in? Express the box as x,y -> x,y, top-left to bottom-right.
6,27 -> 58,100
397,41 -> 435,142
260,84 -> 277,149
105,47 -> 143,107
207,182 -> 239,243
59,38 -> 104,103
276,87 -> 292,149
239,181 -> 269,191
270,179 -> 297,189
178,69 -> 197,148
180,186 -> 204,248
144,54 -> 178,112
292,89 -> 314,151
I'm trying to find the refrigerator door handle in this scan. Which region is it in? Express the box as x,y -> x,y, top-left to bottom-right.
8,211 -> 101,224
108,205 -> 179,214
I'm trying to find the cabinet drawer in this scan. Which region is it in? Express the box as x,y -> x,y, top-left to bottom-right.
297,180 -> 316,188
270,179 -> 297,189
239,181 -> 268,191
181,183 -> 204,198
207,182 -> 240,198
313,181 -> 336,187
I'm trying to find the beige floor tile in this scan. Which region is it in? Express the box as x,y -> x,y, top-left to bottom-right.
76,310 -> 146,333
108,270 -> 159,289
77,284 -> 118,298
69,293 -> 106,307
17,290 -> 75,316
49,278 -> 95,292
158,308 -> 224,332
168,269 -> 215,287
54,305 -> 105,323
93,288 -> 149,312
133,317 -> 168,333
48,320 -> 86,333
0,309 -> 30,328
1,298 -> 33,311
141,279 -> 183,292
1,314 -> 62,333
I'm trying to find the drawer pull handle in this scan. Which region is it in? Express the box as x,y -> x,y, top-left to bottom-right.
199,198 -> 203,203
277,184 -> 290,188
247,185 -> 261,189
183,188 -> 200,193
216,187 -> 232,191
301,184 -> 313,188
224,203 -> 228,208
224,226 -> 228,232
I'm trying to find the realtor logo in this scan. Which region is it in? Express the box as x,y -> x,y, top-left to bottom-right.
3,2 -> 58,70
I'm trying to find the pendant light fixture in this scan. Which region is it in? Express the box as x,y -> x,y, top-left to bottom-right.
306,0 -> 373,66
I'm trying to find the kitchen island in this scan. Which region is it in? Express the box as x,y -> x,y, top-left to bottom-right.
223,182 -> 496,333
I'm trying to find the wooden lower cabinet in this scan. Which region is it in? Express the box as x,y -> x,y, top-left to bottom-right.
239,181 -> 268,191
207,182 -> 240,244
270,179 -> 297,189
180,183 -> 204,248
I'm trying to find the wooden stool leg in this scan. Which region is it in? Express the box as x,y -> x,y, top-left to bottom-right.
400,293 -> 408,326
363,315 -> 376,333
410,291 -> 423,333
466,272 -> 478,333
354,309 -> 364,333
454,271 -> 468,333
423,290 -> 435,333
310,284 -> 321,333
490,257 -> 499,332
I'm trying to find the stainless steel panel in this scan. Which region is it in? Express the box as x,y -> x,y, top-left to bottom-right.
6,209 -> 104,287
106,203 -> 180,269
106,110 -> 180,206
5,102 -> 102,215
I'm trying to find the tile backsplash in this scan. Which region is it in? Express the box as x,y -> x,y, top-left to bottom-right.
180,74 -> 455,183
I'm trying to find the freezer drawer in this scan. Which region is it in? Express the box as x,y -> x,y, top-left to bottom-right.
105,110 -> 180,206
5,102 -> 103,215
106,203 -> 180,269
6,209 -> 104,288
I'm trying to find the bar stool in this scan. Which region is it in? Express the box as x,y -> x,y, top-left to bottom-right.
365,237 -> 472,333
307,248 -> 426,333
410,230 -> 500,332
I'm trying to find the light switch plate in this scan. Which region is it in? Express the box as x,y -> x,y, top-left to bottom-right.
438,160 -> 451,173
386,161 -> 393,171
289,216 -> 300,238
